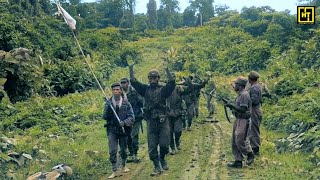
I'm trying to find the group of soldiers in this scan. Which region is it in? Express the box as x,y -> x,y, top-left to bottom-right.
102,62 -> 265,178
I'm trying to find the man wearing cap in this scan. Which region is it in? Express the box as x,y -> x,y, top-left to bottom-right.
120,77 -> 144,162
248,71 -> 263,156
224,76 -> 254,168
128,63 -> 175,176
103,83 -> 134,179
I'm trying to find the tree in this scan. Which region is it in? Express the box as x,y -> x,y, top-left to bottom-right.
147,0 -> 157,29
190,0 -> 215,25
120,0 -> 135,28
183,6 -> 196,27
98,0 -> 124,27
157,0 -> 179,29
134,13 -> 148,31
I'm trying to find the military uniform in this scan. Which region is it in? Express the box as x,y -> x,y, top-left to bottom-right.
248,71 -> 263,155
122,81 -> 144,160
226,77 -> 254,168
103,92 -> 134,173
183,78 -> 207,130
232,89 -> 253,162
167,85 -> 189,153
203,81 -> 216,118
129,68 -> 175,175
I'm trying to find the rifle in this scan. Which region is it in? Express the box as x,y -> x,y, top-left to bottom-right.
215,94 -> 232,123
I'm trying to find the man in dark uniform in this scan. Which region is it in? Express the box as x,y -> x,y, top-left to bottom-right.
103,83 -> 134,179
248,71 -> 263,156
128,63 -> 175,176
120,77 -> 144,162
224,76 -> 255,168
183,76 -> 208,131
167,74 -> 189,154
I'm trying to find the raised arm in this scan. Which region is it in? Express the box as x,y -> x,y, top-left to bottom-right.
129,64 -> 148,96
161,67 -> 176,98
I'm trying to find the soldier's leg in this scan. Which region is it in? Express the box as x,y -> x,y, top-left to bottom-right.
147,120 -> 159,161
206,95 -> 213,117
119,134 -> 129,170
169,118 -> 175,151
147,120 -> 161,175
235,119 -> 254,165
187,103 -> 195,129
195,98 -> 199,118
131,120 -> 141,156
249,108 -> 262,155
228,120 -> 243,168
108,132 -> 119,172
127,131 -> 134,156
159,119 -> 170,170
174,116 -> 183,149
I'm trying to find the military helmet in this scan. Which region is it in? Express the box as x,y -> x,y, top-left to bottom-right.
248,71 -> 260,80
148,69 -> 160,78
234,76 -> 248,86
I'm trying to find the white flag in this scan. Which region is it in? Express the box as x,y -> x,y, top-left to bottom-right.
56,3 -> 76,30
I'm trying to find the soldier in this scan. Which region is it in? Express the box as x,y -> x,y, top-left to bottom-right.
167,75 -> 189,154
202,80 -> 216,118
120,77 -> 144,162
248,71 -> 263,156
128,63 -> 175,176
183,76 -> 208,131
193,76 -> 201,118
224,76 -> 254,168
103,83 -> 134,179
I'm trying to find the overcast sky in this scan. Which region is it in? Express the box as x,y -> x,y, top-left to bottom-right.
133,0 -> 298,14
84,0 -> 299,14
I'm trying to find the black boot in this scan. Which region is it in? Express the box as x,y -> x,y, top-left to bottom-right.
253,147 -> 260,156
247,152 -> 255,165
160,158 -> 169,170
150,160 -> 161,176
227,160 -> 242,168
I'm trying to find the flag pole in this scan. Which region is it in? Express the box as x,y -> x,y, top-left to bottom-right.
56,2 -> 125,132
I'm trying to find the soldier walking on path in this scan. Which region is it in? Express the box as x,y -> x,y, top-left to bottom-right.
202,80 -> 216,118
247,71 -> 263,156
103,83 -> 134,179
167,76 -> 190,154
183,76 -> 208,131
128,62 -> 175,176
224,76 -> 255,168
120,77 -> 144,163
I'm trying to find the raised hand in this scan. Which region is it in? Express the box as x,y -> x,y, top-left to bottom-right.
127,57 -> 136,68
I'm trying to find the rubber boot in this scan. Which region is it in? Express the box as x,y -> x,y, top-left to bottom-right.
247,152 -> 255,165
227,160 -> 243,168
160,158 -> 169,170
150,160 -> 161,176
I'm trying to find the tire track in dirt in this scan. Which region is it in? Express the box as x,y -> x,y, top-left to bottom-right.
180,117 -> 224,180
